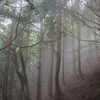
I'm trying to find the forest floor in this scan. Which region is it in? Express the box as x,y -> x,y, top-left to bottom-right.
42,55 -> 100,100
61,70 -> 100,100
60,58 -> 100,100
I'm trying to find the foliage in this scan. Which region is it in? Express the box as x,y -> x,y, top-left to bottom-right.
68,45 -> 87,54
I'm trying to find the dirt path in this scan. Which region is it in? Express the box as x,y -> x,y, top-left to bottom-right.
61,70 -> 100,100
42,57 -> 100,100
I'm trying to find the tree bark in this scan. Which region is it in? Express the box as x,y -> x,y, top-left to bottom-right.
47,20 -> 55,100
2,55 -> 9,100
12,48 -> 32,100
72,21 -> 77,79
62,34 -> 66,85
36,21 -> 43,100
55,3 -> 62,100
77,21 -> 83,78
9,65 -> 14,100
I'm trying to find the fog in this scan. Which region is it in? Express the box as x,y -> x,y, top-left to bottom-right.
0,0 -> 100,100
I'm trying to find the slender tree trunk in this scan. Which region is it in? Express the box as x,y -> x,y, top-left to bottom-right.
20,82 -> 24,100
49,42 -> 53,100
55,3 -> 62,100
36,66 -> 42,100
47,43 -> 50,96
47,20 -> 55,100
86,6 -> 93,60
55,38 -> 61,100
48,42 -> 54,100
2,55 -> 9,100
62,34 -> 66,85
94,30 -> 99,59
77,21 -> 83,78
72,21 -> 77,79
36,21 -> 43,100
9,65 -> 14,100
92,12 -> 99,59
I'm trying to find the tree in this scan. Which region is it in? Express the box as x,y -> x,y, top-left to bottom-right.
72,19 -> 77,79
36,21 -> 43,100
55,2 -> 62,100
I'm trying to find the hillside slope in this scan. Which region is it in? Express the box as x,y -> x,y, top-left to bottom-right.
61,66 -> 100,100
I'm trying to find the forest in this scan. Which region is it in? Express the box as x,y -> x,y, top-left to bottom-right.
0,0 -> 100,100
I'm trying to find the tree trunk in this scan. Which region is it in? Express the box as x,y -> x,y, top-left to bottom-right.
12,48 -> 32,100
55,3 -> 62,100
47,20 -> 55,100
55,38 -> 61,100
36,21 -> 43,100
2,55 -> 9,100
72,21 -> 77,79
19,48 -> 32,100
49,42 -> 53,100
77,21 -> 83,78
62,34 -> 66,85
9,65 -> 14,100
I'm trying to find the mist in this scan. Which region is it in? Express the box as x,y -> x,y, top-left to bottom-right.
0,0 -> 100,100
